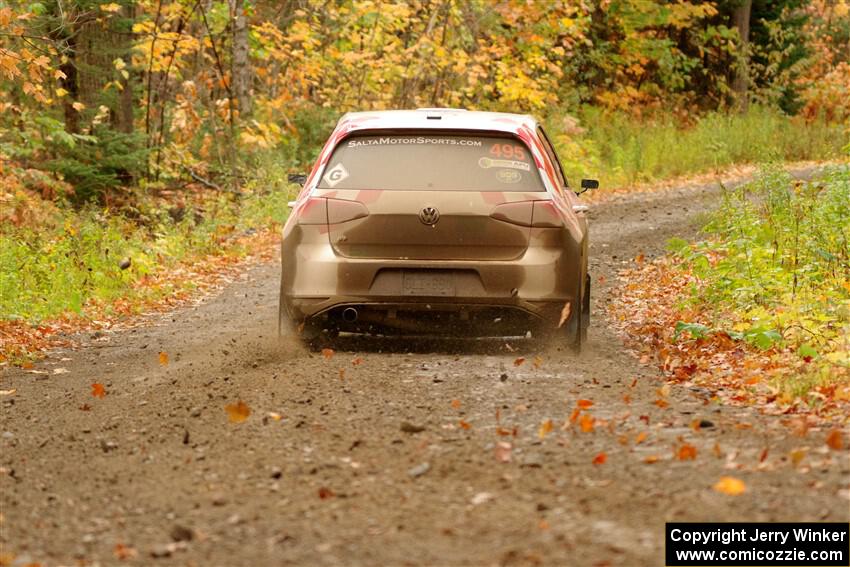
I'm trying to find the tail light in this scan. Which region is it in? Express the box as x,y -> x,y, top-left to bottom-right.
490,200 -> 564,228
295,197 -> 328,225
295,197 -> 369,225
327,198 -> 369,224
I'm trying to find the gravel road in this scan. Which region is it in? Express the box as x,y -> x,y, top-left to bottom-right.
2,173 -> 848,567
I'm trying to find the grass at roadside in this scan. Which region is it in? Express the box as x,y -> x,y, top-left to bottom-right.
611,164 -> 850,419
0,164 -> 295,363
548,106 -> 848,188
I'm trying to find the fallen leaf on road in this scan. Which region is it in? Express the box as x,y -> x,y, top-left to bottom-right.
494,442 -> 512,463
569,407 -> 581,424
0,389 -> 15,396
21,361 -> 33,369
577,399 -> 594,409
451,399 -> 461,409
759,448 -> 769,463
622,394 -> 632,404
318,487 -> 335,499
654,399 -> 669,408
91,383 -> 106,398
789,448 -> 806,466
471,492 -> 493,505
458,420 -> 472,430
557,302 -> 572,328
267,412 -> 282,421
225,401 -> 251,423
579,413 -> 595,433
538,519 -> 550,530
635,431 -> 648,444
644,455 -> 660,464
713,476 -> 746,495
321,348 -> 334,359
826,429 -> 843,450
79,403 -> 91,411
592,452 -> 607,465
538,419 -> 553,439
513,356 -> 525,367
676,443 -> 698,460
533,355 -> 543,369
114,543 -> 137,560
158,351 -> 169,366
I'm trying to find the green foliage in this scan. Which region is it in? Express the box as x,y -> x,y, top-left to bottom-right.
672,164 -> 850,380
43,128 -> 149,203
547,106 -> 847,187
0,186 -> 292,323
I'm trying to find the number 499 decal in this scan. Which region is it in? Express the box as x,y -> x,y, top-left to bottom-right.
490,143 -> 527,161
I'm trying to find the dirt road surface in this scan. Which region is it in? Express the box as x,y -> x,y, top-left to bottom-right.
2,172 -> 848,567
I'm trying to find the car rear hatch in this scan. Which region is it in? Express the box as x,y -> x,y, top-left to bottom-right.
314,132 -> 547,261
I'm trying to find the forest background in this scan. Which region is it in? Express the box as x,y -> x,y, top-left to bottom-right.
1,0 -> 848,365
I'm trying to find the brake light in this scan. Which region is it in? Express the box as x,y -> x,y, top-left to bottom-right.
490,200 -> 564,227
295,197 -> 327,225
327,198 -> 369,224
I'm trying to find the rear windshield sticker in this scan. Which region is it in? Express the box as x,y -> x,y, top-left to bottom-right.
323,163 -> 350,187
497,169 -> 522,184
478,157 -> 531,171
347,137 -> 483,148
489,143 -> 527,161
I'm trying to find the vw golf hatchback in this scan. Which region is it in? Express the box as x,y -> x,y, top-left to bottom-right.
279,109 -> 595,349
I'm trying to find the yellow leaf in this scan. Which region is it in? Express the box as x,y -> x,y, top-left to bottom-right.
99,3 -> 121,13
225,401 -> 251,423
158,351 -> 169,366
56,87 -> 68,97
538,419 -> 553,439
72,101 -> 85,112
713,476 -> 746,496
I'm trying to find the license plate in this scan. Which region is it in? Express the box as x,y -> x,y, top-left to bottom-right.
402,271 -> 455,296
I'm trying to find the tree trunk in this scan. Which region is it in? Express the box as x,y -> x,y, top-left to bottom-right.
732,0 -> 752,113
230,0 -> 251,117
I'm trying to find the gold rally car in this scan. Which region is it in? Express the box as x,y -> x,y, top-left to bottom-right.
279,109 -> 596,350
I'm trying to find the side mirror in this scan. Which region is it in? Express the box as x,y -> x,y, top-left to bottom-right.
287,173 -> 307,186
579,179 -> 599,194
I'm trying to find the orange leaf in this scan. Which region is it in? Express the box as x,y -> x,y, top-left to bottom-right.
113,543 -> 137,560
451,399 -> 461,409
496,427 -> 513,436
635,252 -> 645,264
676,443 -> 697,461
592,452 -> 607,465
538,419 -> 553,439
351,356 -> 363,366
569,407 -> 581,424
318,487 -> 335,499
91,383 -> 106,398
826,429 -> 843,450
622,394 -> 632,404
321,348 -> 334,359
635,431 -> 648,444
513,356 -> 525,367
579,413 -> 594,433
459,420 -> 472,430
158,351 -> 169,366
713,476 -> 746,496
225,400 -> 251,423
653,399 -> 669,408
576,399 -> 594,409
644,455 -> 660,464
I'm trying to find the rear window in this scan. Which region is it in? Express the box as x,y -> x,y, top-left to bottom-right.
317,134 -> 544,192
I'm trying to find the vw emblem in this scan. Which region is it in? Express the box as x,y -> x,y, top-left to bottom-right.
419,206 -> 440,226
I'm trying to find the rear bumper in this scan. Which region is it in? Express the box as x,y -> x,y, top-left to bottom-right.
280,224 -> 586,329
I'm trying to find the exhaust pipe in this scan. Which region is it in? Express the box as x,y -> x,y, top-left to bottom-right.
342,307 -> 359,323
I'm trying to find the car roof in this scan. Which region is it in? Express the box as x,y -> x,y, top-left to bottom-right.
336,109 -> 539,135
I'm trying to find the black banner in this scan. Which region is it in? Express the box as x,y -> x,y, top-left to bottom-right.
666,523 -> 849,566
